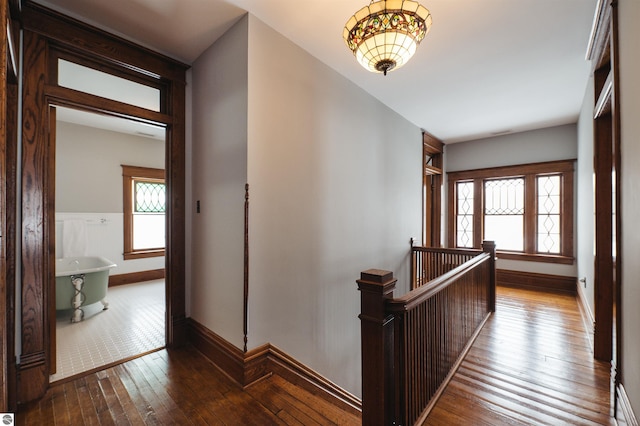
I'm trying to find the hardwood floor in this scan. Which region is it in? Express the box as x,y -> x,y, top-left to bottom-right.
17,286 -> 613,425
16,347 -> 361,425
426,286 -> 614,425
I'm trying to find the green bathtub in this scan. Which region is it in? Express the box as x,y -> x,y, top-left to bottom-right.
55,256 -> 117,311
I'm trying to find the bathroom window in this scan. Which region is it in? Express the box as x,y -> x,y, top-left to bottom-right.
122,165 -> 165,260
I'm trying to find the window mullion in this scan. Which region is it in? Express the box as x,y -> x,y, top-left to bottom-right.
524,174 -> 536,253
474,179 -> 483,248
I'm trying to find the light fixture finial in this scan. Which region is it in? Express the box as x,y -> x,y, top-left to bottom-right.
343,0 -> 432,75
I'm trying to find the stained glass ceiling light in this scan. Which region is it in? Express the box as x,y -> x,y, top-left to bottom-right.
343,0 -> 432,75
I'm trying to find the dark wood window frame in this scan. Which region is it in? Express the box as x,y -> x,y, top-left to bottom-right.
122,165 -> 166,260
447,159 -> 575,264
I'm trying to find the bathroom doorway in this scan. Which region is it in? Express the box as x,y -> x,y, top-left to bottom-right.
18,8 -> 187,401
50,106 -> 167,381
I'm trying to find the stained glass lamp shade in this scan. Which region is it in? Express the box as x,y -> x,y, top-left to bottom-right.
343,0 -> 432,75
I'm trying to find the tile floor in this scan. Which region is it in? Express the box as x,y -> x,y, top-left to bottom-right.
50,279 -> 165,382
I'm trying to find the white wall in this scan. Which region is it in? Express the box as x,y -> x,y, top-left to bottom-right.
576,76 -> 595,317
444,124 -> 578,276
56,121 -> 164,212
55,120 -> 165,274
188,14 -> 422,398
190,15 -> 249,349
618,0 -> 640,416
246,16 -> 421,397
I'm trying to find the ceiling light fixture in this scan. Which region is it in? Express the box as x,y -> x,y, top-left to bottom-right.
343,0 -> 432,75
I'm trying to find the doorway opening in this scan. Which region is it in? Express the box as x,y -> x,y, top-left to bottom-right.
50,107 -> 167,381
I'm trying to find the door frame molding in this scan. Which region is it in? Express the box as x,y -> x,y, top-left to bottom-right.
18,2 -> 188,403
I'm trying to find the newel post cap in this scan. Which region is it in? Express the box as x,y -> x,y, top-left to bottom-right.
357,269 -> 397,295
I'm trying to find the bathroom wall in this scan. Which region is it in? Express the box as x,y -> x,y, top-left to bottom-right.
55,120 -> 165,275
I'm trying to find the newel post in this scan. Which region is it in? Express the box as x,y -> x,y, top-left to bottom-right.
357,269 -> 396,426
482,240 -> 497,312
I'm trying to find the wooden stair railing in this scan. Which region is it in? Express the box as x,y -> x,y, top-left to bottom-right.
409,240 -> 484,290
358,241 -> 496,425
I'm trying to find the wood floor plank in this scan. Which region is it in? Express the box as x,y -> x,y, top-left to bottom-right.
246,378 -> 325,425
84,372 -> 116,425
16,285 -> 612,426
424,286 -> 614,425
62,381 -> 88,426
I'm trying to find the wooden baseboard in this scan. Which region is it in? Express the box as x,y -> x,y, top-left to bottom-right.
187,318 -> 265,386
497,269 -> 576,294
186,318 -> 361,416
267,344 -> 362,415
617,383 -> 639,426
108,269 -> 165,287
576,279 -> 595,350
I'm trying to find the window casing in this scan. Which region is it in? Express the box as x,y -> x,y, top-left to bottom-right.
447,160 -> 574,264
122,165 -> 165,260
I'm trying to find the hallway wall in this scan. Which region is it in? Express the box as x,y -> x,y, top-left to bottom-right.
618,0 -> 640,416
189,14 -> 422,398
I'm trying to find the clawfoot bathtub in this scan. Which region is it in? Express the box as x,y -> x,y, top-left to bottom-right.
55,256 -> 116,322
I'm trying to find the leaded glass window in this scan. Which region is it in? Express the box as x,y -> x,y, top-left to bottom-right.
447,159 -> 574,264
537,175 -> 561,254
135,181 -> 166,213
132,179 -> 165,250
484,178 -> 525,251
456,181 -> 474,248
122,165 -> 165,259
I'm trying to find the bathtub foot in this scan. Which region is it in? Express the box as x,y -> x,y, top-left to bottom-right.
101,299 -> 109,310
70,274 -> 86,323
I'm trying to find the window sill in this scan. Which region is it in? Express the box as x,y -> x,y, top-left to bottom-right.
496,251 -> 574,265
124,249 -> 165,260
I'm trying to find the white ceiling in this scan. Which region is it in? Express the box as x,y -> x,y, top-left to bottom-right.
35,0 -> 597,143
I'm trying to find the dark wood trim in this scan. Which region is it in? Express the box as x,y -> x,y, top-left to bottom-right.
611,0 -> 623,414
47,107 -> 57,376
616,383 -> 639,426
524,174 -> 535,253
164,59 -> 187,349
22,2 -> 188,81
593,74 -> 613,363
586,0 -> 612,70
19,2 -> 188,404
447,159 -> 575,261
496,269 -> 576,294
447,159 -> 576,181
121,164 -> 166,260
496,251 -> 574,265
187,318 -> 255,386
0,0 -> 8,411
473,179 -> 483,248
422,131 -> 443,154
422,132 -> 443,247
19,28 -> 50,404
243,183 -> 249,353
4,34 -> 18,412
108,269 -> 165,287
186,318 -> 362,417
45,85 -> 173,125
267,344 -> 362,416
